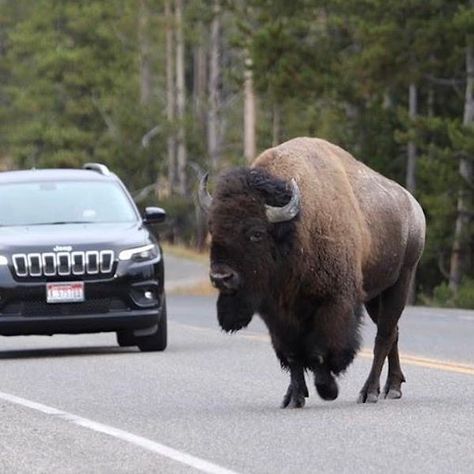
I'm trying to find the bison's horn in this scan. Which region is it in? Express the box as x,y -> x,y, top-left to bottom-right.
198,173 -> 213,212
265,178 -> 301,223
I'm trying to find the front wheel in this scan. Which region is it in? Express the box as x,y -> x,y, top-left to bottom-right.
116,300 -> 167,352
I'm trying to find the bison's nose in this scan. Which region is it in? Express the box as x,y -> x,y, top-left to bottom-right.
210,268 -> 240,292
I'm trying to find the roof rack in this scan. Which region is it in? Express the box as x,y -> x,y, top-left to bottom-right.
83,163 -> 111,176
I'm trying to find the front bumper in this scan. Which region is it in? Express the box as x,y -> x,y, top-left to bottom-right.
0,258 -> 164,336
0,308 -> 162,336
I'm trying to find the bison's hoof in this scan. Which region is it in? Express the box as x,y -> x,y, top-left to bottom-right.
283,396 -> 305,409
281,386 -> 306,409
316,379 -> 338,401
384,388 -> 402,400
357,390 -> 379,404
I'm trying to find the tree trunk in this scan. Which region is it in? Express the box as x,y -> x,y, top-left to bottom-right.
406,83 -> 418,304
406,83 -> 417,194
449,35 -> 474,293
175,0 -> 187,196
272,102 -> 280,146
193,23 -> 207,130
207,0 -> 221,171
165,0 -> 176,195
138,0 -> 152,106
382,90 -> 393,109
243,53 -> 256,163
428,87 -> 435,119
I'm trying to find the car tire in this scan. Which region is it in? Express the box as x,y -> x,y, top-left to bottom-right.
116,300 -> 167,352
137,302 -> 167,352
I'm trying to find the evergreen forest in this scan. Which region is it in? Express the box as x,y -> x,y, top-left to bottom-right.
0,0 -> 473,307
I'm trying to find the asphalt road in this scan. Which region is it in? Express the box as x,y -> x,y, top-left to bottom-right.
0,259 -> 473,473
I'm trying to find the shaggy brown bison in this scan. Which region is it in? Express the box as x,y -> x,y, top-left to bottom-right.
199,137 -> 425,407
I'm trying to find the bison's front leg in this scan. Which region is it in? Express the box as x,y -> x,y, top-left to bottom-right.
281,363 -> 308,409
312,361 -> 339,401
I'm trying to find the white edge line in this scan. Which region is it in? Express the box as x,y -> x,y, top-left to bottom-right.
0,390 -> 239,474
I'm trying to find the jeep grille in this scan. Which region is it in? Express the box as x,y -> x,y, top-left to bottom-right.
12,251 -> 115,278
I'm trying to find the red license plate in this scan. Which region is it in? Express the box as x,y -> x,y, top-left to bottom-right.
46,282 -> 84,303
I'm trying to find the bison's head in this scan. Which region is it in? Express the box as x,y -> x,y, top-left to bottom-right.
199,168 -> 300,333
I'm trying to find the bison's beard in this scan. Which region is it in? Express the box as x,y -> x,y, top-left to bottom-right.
217,292 -> 255,332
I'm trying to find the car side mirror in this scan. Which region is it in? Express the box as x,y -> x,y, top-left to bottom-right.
143,207 -> 166,224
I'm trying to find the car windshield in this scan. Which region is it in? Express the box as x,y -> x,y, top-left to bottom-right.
0,180 -> 138,226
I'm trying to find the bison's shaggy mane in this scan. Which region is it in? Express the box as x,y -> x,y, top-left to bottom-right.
247,168 -> 294,208
216,167 -> 294,206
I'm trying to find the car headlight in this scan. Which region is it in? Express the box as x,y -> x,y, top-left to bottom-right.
119,244 -> 160,262
0,255 -> 8,265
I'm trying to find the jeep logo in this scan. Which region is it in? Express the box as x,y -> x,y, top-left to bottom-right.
53,245 -> 73,252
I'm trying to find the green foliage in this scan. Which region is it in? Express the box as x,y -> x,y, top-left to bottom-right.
425,279 -> 474,309
6,1 -> 124,165
431,282 -> 454,307
456,280 -> 474,309
1,0 -> 167,190
153,195 -> 197,245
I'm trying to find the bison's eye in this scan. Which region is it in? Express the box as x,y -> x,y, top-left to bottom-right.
249,230 -> 264,243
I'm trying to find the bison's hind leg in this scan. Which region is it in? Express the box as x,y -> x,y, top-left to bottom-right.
359,269 -> 412,404
383,329 -> 406,400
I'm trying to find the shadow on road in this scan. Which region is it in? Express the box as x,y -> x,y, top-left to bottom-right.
0,346 -> 138,359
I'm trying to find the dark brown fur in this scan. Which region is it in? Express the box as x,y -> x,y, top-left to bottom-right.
207,137 -> 426,407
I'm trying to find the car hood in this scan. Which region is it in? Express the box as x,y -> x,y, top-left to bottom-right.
0,222 -> 153,252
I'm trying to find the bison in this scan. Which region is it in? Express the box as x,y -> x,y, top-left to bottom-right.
199,137 -> 425,407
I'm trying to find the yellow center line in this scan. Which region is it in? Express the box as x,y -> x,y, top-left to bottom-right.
359,349 -> 474,375
171,321 -> 474,376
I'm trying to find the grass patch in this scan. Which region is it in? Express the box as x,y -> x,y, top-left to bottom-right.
168,279 -> 216,296
162,243 -> 209,264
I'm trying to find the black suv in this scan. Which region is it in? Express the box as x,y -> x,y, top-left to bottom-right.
0,163 -> 167,351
